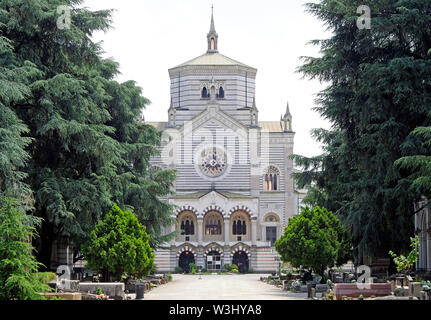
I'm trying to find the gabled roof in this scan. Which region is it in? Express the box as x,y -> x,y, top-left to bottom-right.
171,52 -> 255,70
172,190 -> 253,200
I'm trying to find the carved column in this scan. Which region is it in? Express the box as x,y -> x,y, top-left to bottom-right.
198,218 -> 203,244
224,218 -> 230,245
251,218 -> 257,245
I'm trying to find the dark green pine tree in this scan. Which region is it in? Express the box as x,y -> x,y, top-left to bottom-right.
1,0 -> 176,269
292,0 -> 431,262
395,126 -> 431,207
0,35 -> 35,203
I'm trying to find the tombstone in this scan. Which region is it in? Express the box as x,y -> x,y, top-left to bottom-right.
409,282 -> 422,298
395,276 -> 404,287
56,265 -> 79,291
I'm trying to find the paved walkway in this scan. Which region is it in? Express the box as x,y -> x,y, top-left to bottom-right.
142,274 -> 306,300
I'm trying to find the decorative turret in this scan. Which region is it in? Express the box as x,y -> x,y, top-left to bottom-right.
207,6 -> 218,53
251,97 -> 259,127
168,98 -> 176,127
281,101 -> 292,132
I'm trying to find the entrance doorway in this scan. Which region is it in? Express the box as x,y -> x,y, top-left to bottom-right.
232,251 -> 249,273
206,250 -> 222,272
178,251 -> 195,273
266,227 -> 277,246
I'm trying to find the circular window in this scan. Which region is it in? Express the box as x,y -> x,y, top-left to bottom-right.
199,148 -> 227,177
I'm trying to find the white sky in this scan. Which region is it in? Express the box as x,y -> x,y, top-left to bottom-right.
82,0 -> 332,157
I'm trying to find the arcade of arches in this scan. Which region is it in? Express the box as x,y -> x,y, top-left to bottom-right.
175,209 -> 269,273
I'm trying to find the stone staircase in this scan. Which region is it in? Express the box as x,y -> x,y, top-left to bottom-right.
255,247 -> 279,273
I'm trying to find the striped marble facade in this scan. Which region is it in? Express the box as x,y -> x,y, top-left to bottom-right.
148,12 -> 307,273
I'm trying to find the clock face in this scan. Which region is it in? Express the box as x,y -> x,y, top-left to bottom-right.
199,148 -> 227,177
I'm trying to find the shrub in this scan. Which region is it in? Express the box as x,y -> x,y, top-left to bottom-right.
189,263 -> 197,274
174,266 -> 183,274
389,236 -> 420,274
201,268 -> 207,273
231,264 -> 238,270
223,264 -> 232,272
34,272 -> 57,285
96,288 -> 103,295
0,197 -> 51,300
82,205 -> 154,281
275,206 -> 352,281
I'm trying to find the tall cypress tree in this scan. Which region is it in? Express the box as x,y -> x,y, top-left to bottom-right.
0,0 -> 176,269
292,0 -> 431,262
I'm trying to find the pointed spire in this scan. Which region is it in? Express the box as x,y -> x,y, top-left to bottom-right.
282,101 -> 293,132
285,101 -> 291,116
207,5 -> 218,53
210,5 -> 216,33
251,97 -> 259,127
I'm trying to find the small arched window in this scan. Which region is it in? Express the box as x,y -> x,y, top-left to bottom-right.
232,214 -> 247,235
217,87 -> 225,99
211,38 -> 215,51
264,166 -> 280,191
202,87 -> 209,98
205,212 -> 222,235
180,214 -> 195,235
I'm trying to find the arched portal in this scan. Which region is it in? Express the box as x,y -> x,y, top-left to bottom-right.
178,251 -> 195,273
232,251 -> 249,273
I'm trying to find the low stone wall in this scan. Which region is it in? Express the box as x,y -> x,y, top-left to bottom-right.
40,292 -> 82,300
125,281 -> 151,293
79,282 -> 125,300
334,283 -> 392,300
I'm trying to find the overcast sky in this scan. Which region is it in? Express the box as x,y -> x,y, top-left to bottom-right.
82,0 -> 332,157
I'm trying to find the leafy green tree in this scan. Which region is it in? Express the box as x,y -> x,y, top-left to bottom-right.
388,236 -> 419,275
81,204 -> 154,282
275,206 -> 352,282
0,196 -> 50,300
0,0 -> 176,268
291,0 -> 431,262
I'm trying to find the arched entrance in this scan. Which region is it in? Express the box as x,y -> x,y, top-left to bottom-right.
178,251 -> 195,273
232,251 -> 249,273
206,250 -> 222,272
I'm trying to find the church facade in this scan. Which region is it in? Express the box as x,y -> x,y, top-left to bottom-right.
147,12 -> 306,273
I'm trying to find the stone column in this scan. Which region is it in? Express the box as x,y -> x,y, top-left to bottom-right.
224,218 -> 230,245
251,219 -> 257,245
198,218 -> 203,244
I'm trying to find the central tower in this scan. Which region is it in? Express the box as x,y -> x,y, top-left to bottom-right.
168,8 -> 257,127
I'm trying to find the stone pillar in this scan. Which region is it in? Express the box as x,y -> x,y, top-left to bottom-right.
223,248 -> 231,266
197,218 -> 203,244
224,218 -> 230,245
251,219 -> 257,245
